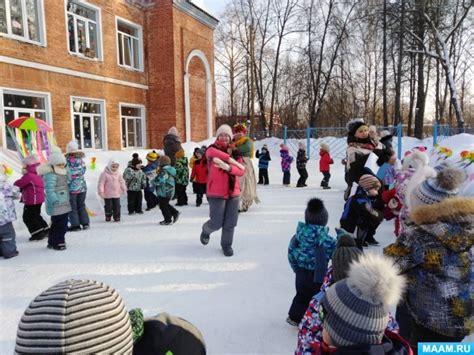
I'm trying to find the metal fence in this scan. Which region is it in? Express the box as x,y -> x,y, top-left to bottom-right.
252,123 -> 467,160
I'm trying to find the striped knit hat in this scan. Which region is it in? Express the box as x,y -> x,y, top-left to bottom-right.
15,279 -> 133,354
321,254 -> 405,347
358,174 -> 381,191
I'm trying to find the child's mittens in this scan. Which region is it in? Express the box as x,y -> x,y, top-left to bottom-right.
213,157 -> 231,172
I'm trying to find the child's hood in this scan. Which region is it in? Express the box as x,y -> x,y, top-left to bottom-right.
37,164 -> 53,176
161,165 -> 176,177
26,163 -> 40,174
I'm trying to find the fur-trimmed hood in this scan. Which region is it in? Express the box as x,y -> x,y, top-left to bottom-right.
409,197 -> 474,252
37,164 -> 67,176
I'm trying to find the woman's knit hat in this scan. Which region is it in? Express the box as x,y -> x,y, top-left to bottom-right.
410,165 -> 466,209
48,145 -> 66,166
146,150 -> 158,162
168,126 -> 179,136
332,229 -> 363,282
216,124 -> 233,140
305,198 -> 328,226
321,254 -> 405,347
358,174 -> 381,191
15,279 -> 133,354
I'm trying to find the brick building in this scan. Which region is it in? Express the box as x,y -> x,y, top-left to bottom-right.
0,0 -> 218,151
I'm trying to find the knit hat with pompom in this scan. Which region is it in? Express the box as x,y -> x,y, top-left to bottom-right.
305,198 -> 328,226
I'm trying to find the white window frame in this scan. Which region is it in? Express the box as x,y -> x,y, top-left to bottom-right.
64,0 -> 103,61
119,102 -> 146,149
0,87 -> 52,149
115,16 -> 143,71
0,0 -> 47,46
70,96 -> 107,150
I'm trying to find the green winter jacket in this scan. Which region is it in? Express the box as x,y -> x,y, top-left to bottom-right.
175,157 -> 189,186
123,167 -> 146,192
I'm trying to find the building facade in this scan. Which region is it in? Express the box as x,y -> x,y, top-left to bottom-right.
0,0 -> 217,151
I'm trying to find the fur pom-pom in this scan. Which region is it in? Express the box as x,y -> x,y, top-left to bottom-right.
347,254 -> 405,309
436,167 -> 466,191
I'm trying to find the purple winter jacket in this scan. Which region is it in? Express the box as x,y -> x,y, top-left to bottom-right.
14,164 -> 45,205
280,150 -> 294,172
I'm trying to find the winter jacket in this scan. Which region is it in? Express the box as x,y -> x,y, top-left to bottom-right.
153,165 -> 176,198
65,153 -> 87,194
191,159 -> 208,184
14,164 -> 45,205
340,187 -> 384,233
280,150 -> 294,172
234,136 -> 253,158
296,330 -> 412,355
288,222 -> 336,272
123,167 -> 146,192
0,180 -> 20,226
297,268 -> 400,355
297,149 -> 308,169
98,167 -> 127,199
383,165 -> 396,187
205,145 -> 245,199
384,197 -> 474,338
175,157 -> 189,186
38,165 -> 72,216
142,162 -> 158,193
256,149 -> 271,169
319,150 -> 333,173
163,133 -> 182,166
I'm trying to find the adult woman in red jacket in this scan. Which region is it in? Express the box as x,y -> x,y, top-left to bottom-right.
200,124 -> 245,257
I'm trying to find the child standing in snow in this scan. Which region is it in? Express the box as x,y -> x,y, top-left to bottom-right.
255,144 -> 271,185
296,142 -> 308,188
14,154 -> 50,241
280,144 -> 293,186
98,158 -> 127,222
175,148 -> 189,206
0,164 -> 20,259
190,148 -> 208,207
153,155 -> 179,225
65,140 -> 89,231
38,146 -> 72,250
319,143 -> 334,189
287,198 -> 336,326
123,155 -> 146,215
143,151 -> 159,211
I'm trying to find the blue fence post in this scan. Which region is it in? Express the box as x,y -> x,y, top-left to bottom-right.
306,127 -> 311,158
397,123 -> 402,159
433,123 -> 438,146
283,126 -> 287,145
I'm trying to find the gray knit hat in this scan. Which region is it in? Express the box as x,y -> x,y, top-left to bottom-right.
332,231 -> 363,282
15,279 -> 133,354
305,198 -> 328,226
321,254 -> 405,347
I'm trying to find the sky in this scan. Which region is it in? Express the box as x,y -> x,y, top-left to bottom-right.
194,0 -> 231,17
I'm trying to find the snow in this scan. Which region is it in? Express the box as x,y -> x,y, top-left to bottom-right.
0,134 -> 472,354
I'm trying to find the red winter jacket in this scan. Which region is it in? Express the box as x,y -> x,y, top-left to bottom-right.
319,151 -> 334,172
206,145 -> 245,199
191,159 -> 208,184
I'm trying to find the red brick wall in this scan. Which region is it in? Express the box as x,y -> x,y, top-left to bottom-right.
188,56 -> 207,142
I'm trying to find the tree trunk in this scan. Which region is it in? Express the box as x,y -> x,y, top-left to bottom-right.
382,0 -> 388,127
414,1 -> 426,139
394,0 -> 404,126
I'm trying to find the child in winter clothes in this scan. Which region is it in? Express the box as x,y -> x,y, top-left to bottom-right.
255,144 -> 271,185
189,147 -> 200,194
340,174 -> 384,249
65,140 -> 89,231
0,164 -> 20,258
142,150 -> 159,211
190,148 -> 208,207
123,155 -> 146,215
384,166 -> 471,348
175,148 -> 189,206
14,154 -> 49,241
302,254 -> 410,354
38,146 -> 72,250
319,143 -> 334,189
296,142 -> 309,188
280,144 -> 294,186
287,198 -> 336,325
98,158 -> 127,222
153,155 -> 179,225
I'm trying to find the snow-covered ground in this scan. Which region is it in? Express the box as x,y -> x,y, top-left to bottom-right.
0,134 -> 472,354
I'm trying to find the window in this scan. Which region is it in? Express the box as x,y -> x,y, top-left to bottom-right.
66,0 -> 101,59
120,105 -> 144,148
116,17 -> 143,71
72,98 -> 105,149
1,89 -> 50,150
0,0 -> 45,44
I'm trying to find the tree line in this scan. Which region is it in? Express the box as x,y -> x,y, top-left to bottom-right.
214,0 -> 473,138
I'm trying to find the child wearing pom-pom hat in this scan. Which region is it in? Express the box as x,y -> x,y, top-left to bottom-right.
0,164 -> 20,258
280,144 -> 293,186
